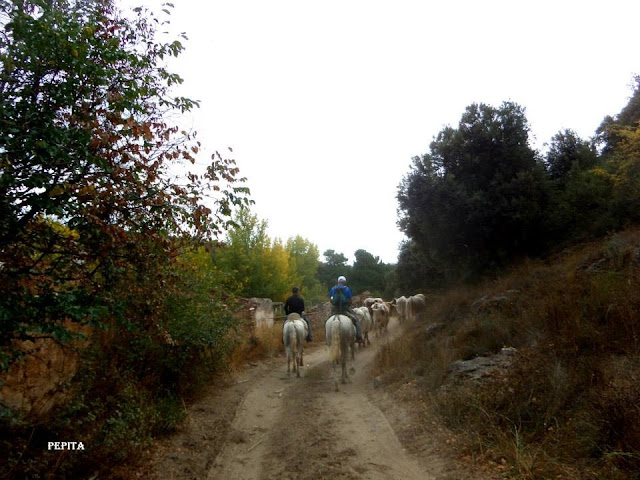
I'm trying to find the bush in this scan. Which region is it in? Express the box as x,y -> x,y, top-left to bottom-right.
374,226 -> 640,479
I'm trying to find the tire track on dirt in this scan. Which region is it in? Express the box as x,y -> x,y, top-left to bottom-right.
152,318 -> 485,480
259,355 -> 430,480
207,329 -> 430,480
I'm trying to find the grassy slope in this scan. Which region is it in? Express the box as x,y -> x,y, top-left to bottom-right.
376,226 -> 640,479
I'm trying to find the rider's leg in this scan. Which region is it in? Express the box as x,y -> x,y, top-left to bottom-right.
302,313 -> 312,341
347,308 -> 363,342
354,316 -> 363,342
282,316 -> 290,344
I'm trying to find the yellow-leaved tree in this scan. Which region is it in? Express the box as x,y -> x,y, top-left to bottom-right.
610,122 -> 640,221
285,235 -> 325,304
214,209 -> 298,300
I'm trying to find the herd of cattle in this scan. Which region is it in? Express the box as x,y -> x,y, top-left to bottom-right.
352,294 -> 427,346
283,293 -> 428,379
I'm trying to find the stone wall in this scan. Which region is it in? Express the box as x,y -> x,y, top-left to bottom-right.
0,300 -> 278,420
0,320 -> 90,420
247,298 -> 275,328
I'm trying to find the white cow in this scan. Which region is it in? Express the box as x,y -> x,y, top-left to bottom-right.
371,302 -> 390,336
363,297 -> 384,323
354,306 -> 373,346
406,294 -> 427,322
385,301 -> 397,319
393,296 -> 408,324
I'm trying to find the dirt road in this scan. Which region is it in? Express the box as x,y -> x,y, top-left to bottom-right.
149,319 -> 485,480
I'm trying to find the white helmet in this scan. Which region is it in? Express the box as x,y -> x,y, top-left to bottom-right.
337,276 -> 347,283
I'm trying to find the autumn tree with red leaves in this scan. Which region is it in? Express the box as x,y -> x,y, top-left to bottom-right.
0,2 -> 251,474
0,0 -> 250,352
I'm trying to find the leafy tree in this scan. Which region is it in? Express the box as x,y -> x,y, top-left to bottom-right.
397,102 -> 549,283
616,76 -> 640,127
607,121 -> 640,225
350,249 -> 392,296
546,129 -> 598,181
263,239 -> 295,301
544,130 -> 614,242
594,78 -> 640,225
596,76 -> 640,156
0,1 -> 250,475
0,0 -> 250,348
214,209 -> 295,300
316,249 -> 351,292
323,249 -> 349,266
556,167 -> 617,238
285,235 -> 319,289
395,239 -> 444,292
315,248 -> 393,297
164,247 -> 240,389
543,78 -> 640,245
285,235 -> 323,302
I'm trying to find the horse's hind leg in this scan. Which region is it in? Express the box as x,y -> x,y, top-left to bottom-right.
341,358 -> 349,384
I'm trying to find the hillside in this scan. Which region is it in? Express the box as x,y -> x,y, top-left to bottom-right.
373,226 -> 640,479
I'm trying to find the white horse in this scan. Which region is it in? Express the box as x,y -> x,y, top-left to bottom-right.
283,314 -> 307,377
354,306 -> 373,346
325,314 -> 356,386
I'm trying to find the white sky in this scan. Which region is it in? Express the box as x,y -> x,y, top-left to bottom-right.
122,0 -> 639,264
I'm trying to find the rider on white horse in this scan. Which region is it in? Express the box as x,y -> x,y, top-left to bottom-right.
284,286 -> 312,341
329,276 -> 364,344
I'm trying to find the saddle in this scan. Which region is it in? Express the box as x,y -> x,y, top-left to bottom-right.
284,313 -> 308,336
330,311 -> 357,327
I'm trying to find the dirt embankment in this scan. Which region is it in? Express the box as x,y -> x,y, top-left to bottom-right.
144,319 -> 494,480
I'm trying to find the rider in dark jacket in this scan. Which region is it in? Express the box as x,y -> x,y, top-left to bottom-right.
284,286 -> 312,341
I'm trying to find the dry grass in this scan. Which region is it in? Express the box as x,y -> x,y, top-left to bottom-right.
375,226 -> 640,479
226,309 -> 329,371
227,321 -> 285,371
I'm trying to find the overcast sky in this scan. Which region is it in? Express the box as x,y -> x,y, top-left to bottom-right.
122,0 -> 639,264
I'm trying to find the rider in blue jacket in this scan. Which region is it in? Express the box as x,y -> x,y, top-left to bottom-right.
329,276 -> 364,344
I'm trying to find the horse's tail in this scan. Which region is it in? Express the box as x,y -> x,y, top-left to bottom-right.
288,323 -> 297,355
329,318 -> 340,363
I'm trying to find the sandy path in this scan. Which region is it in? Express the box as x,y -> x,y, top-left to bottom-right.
206,323 -> 431,480
148,319 -> 486,480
